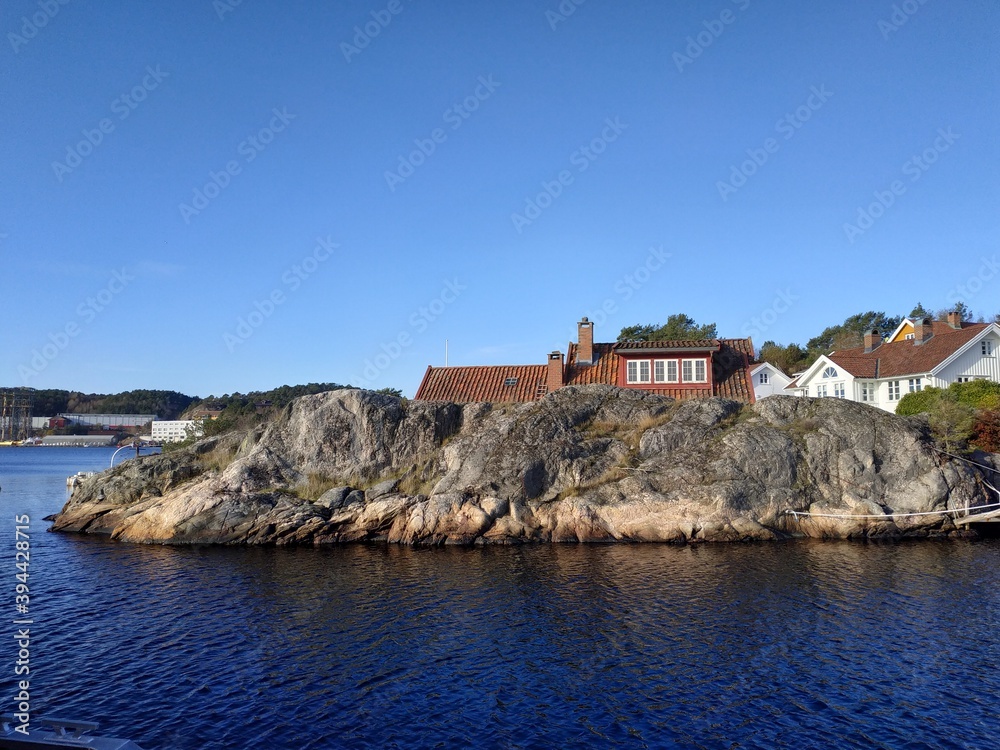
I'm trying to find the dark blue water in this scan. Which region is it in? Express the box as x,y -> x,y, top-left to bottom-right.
2,447 -> 1000,749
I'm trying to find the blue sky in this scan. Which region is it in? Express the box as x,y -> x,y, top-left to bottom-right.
2,0 -> 998,398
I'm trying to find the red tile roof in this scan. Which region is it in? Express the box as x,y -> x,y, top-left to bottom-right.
415,364 -> 548,403
829,321 -> 989,378
414,334 -> 757,404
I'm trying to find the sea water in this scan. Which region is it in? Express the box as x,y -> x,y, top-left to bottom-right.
2,447 -> 999,749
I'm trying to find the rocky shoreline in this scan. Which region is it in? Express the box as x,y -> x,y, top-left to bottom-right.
49,386 -> 999,545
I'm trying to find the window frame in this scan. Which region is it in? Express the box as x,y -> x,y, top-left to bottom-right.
626,359 -> 651,384
680,358 -> 708,383
887,381 -> 901,401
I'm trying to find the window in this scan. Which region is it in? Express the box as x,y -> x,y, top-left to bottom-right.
905,333 -> 915,340
503,377 -> 518,387
759,372 -> 770,385
956,377 -> 971,383
887,381 -> 900,401
834,383 -> 845,398
983,340 -> 994,356
681,359 -> 707,383
908,378 -> 922,393
822,367 -> 838,379
800,388 -> 809,397
817,384 -> 828,398
627,360 -> 650,384
861,383 -> 877,402
652,360 -> 679,383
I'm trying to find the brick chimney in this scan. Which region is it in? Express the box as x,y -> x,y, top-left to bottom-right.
913,317 -> 933,345
864,330 -> 882,353
546,351 -> 564,393
946,310 -> 963,329
577,317 -> 594,365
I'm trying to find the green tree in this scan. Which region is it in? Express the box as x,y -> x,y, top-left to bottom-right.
934,302 -> 971,322
806,311 -> 902,354
909,302 -> 930,318
758,341 -> 809,374
618,313 -> 717,342
929,398 -> 976,453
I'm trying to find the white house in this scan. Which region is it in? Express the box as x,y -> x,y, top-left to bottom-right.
151,420 -> 203,443
750,362 -> 794,400
785,313 -> 1000,412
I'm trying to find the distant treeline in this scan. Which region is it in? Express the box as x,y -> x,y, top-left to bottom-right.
184,383 -> 349,418
15,389 -> 197,420
8,383 -> 379,423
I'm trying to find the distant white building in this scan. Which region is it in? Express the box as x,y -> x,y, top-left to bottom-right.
151,420 -> 203,443
785,315 -> 1000,412
59,413 -> 157,429
750,362 -> 794,400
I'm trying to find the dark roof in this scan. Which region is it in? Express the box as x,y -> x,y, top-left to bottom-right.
615,339 -> 721,352
414,364 -> 548,403
829,321 -> 989,378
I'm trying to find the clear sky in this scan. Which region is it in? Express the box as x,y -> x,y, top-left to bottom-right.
3,0 -> 998,398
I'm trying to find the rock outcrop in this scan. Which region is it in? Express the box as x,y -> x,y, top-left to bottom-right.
49,386 -> 1000,545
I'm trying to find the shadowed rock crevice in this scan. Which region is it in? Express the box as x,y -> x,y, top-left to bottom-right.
49,386 -> 1000,545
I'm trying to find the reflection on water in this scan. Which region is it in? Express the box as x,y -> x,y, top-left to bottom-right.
2,449 -> 1000,749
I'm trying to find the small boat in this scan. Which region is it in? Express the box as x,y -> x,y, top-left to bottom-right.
0,716 -> 145,750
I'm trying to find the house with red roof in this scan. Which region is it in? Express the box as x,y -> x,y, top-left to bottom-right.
784,312 -> 1000,411
414,318 -> 756,404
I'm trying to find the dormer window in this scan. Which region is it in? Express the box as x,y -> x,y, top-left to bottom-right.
822,367 -> 838,379
759,372 -> 769,385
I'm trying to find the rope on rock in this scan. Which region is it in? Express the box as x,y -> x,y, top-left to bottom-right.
783,502 -> 1000,521
784,447 -> 1000,521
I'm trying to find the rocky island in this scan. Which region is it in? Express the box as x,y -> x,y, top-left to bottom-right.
49,386 -> 1000,545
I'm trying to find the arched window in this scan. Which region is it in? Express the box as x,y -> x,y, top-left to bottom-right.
822,367 -> 838,379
